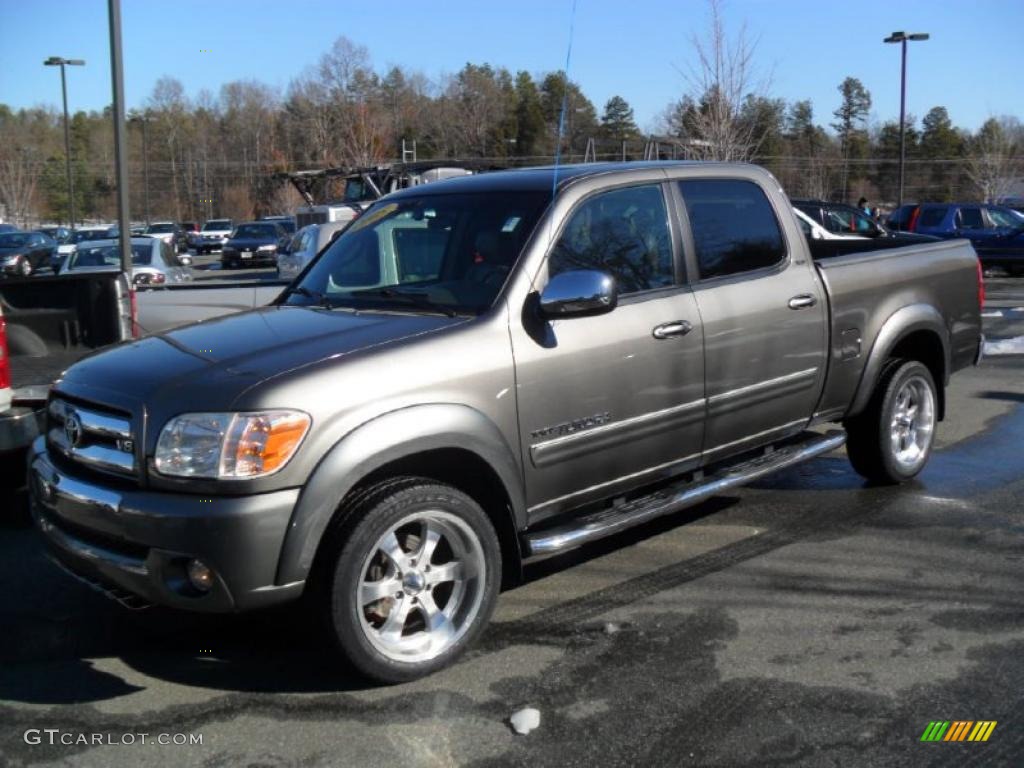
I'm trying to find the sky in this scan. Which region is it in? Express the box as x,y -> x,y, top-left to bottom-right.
1,0 -> 1022,136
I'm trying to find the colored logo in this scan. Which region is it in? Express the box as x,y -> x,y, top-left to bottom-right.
920,721 -> 997,742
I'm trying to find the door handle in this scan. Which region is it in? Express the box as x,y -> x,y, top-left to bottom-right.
652,320 -> 693,339
788,294 -> 817,310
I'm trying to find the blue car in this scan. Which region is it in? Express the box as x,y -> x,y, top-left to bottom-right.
898,203 -> 1024,273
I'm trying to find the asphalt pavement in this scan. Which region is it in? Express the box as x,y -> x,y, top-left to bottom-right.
1,280 -> 1022,767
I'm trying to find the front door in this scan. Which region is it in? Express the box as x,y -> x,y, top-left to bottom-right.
510,182 -> 705,521
673,178 -> 828,459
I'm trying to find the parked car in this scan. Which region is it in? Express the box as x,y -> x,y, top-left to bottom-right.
72,226 -> 119,244
144,221 -> 186,252
221,221 -> 289,268
260,215 -> 297,235
792,199 -> 937,244
886,202 -> 1021,237
38,226 -> 77,272
276,221 -> 349,280
0,231 -> 57,277
28,162 -> 983,683
195,219 -> 234,254
886,203 -> 1024,271
59,237 -> 193,286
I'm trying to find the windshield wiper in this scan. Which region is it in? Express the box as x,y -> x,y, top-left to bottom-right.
352,288 -> 458,318
288,285 -> 334,309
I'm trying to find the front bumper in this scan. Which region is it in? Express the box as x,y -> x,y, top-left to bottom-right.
28,438 -> 303,612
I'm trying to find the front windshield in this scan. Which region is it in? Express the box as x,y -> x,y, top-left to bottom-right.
988,207 -> 1024,228
146,223 -> 175,233
0,233 -> 30,248
203,220 -> 231,231
68,243 -> 152,268
284,191 -> 549,315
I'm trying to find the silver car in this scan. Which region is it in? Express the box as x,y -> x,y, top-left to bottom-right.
59,237 -> 192,286
277,221 -> 349,280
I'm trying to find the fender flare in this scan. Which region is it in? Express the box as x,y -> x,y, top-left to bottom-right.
274,403 -> 526,585
846,303 -> 950,419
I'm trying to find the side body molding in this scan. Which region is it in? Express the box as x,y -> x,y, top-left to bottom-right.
846,303 -> 950,419
274,403 -> 526,585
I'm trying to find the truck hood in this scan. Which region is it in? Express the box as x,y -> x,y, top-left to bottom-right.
56,306 -> 463,410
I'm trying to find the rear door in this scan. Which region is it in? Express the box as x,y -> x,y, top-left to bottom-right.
673,178 -> 828,460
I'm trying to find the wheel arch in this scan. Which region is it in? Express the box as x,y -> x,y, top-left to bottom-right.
275,403 -> 526,588
847,304 -> 949,421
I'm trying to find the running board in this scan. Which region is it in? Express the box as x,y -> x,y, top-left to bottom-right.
522,430 -> 846,557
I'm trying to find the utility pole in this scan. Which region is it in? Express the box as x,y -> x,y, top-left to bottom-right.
108,0 -> 132,274
43,56 -> 85,228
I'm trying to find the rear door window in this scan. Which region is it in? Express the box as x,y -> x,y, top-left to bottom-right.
678,179 -> 786,279
918,207 -> 947,228
548,184 -> 674,294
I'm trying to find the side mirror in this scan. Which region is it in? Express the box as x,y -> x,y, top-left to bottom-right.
539,270 -> 617,319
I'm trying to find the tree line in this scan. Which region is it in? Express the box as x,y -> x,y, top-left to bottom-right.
0,34 -> 1020,227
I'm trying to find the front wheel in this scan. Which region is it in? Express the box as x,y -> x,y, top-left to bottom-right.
18,257 -> 31,277
321,478 -> 501,683
844,359 -> 938,484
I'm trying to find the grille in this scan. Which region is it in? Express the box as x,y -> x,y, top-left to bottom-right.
47,396 -> 137,479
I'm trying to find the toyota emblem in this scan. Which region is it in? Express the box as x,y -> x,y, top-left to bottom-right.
64,411 -> 83,448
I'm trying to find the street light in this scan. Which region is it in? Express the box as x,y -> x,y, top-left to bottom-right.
883,31 -> 929,206
129,112 -> 152,225
43,56 -> 86,228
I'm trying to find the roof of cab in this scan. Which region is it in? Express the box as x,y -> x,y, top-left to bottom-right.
383,161 -> 749,199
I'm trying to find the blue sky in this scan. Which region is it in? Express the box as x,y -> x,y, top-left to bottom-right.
1,0 -> 1021,135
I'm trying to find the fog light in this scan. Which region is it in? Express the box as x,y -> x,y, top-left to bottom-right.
187,559 -> 214,592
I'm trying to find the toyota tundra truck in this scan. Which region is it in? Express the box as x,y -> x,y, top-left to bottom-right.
29,162 -> 984,683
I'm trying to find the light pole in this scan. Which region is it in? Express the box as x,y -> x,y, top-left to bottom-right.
43,57 -> 85,228
129,112 -> 151,225
884,31 -> 929,206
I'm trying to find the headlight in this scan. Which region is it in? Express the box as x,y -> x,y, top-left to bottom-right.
257,244 -> 277,252
154,410 -> 311,478
2,254 -> 21,265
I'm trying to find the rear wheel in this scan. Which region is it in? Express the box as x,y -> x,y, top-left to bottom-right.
320,478 -> 501,683
844,359 -> 938,484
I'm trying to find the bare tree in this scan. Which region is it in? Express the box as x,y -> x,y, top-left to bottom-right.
0,112 -> 44,226
668,0 -> 770,161
965,117 -> 1021,202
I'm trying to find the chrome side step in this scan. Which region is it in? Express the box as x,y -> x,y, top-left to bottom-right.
522,430 -> 846,557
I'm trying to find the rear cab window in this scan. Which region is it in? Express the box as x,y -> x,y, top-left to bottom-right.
677,179 -> 786,279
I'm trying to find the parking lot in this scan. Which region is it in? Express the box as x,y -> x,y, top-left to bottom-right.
0,278 -> 1020,766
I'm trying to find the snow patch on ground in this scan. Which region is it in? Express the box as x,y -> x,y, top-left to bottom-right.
983,336 -> 1024,355
510,707 -> 541,735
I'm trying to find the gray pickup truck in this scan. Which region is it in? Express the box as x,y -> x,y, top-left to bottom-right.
28,162 -> 983,683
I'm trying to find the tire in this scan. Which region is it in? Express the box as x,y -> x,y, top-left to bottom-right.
18,257 -> 31,277
844,359 -> 938,484
319,477 -> 501,684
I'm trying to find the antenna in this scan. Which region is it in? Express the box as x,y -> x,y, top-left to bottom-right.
552,0 -> 579,198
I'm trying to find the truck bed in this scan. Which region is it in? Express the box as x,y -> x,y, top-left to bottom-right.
812,238 -> 982,420
1,272 -> 129,393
